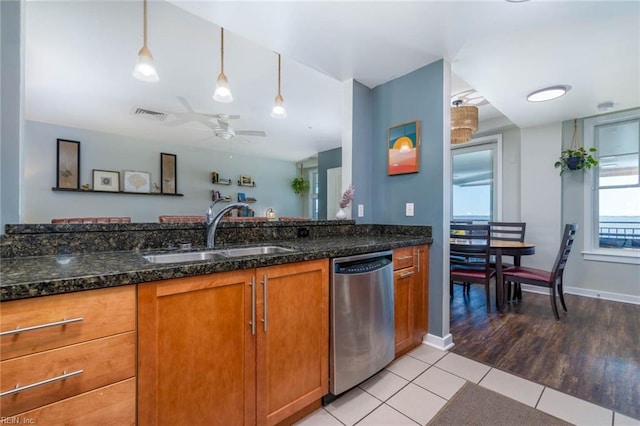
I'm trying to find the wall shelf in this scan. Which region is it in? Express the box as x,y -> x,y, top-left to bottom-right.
52,187 -> 184,197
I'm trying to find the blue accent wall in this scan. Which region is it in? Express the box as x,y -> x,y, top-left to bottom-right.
351,60 -> 446,337
318,147 -> 342,220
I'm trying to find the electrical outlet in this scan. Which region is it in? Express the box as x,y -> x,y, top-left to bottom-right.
405,203 -> 414,217
357,204 -> 364,217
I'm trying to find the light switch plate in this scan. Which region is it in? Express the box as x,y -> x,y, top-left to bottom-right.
405,203 -> 414,216
357,204 -> 364,217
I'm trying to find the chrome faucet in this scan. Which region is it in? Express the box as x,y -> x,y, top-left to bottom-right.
206,201 -> 249,248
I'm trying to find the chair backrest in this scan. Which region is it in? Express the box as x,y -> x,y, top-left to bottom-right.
489,221 -> 526,242
158,215 -> 206,223
450,224 -> 492,268
52,217 -> 131,224
550,223 -> 578,280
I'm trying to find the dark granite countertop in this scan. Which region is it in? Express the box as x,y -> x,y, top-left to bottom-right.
1,233 -> 431,301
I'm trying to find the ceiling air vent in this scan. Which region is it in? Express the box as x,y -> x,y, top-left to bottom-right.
132,107 -> 167,121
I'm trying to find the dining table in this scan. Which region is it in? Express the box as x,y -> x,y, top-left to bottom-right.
450,238 -> 536,313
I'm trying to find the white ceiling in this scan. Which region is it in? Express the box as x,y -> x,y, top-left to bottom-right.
24,1 -> 639,163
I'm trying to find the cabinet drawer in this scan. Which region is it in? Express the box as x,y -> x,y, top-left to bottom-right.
1,285 -> 135,360
12,378 -> 136,426
1,332 -> 135,416
393,247 -> 414,270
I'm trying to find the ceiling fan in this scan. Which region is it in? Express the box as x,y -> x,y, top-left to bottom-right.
164,97 -> 266,141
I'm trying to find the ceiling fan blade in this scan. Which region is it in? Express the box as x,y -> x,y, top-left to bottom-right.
235,130 -> 266,137
217,119 -> 230,130
203,113 -> 241,120
177,96 -> 195,113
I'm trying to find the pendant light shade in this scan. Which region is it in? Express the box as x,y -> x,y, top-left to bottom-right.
451,100 -> 478,144
132,0 -> 159,82
213,28 -> 233,103
271,53 -> 287,119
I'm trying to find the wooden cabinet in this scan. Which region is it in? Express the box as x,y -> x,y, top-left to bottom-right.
393,245 -> 429,358
0,285 -> 136,423
138,259 -> 329,426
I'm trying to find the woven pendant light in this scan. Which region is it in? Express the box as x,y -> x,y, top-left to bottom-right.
451,100 -> 478,144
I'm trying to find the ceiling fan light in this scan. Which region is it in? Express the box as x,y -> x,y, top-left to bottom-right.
271,94 -> 287,119
213,73 -> 233,103
132,45 -> 159,82
527,85 -> 570,102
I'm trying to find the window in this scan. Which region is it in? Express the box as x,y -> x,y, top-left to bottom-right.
583,109 -> 640,264
451,135 -> 502,223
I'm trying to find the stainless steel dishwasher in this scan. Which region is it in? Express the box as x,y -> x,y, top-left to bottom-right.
328,250 -> 395,397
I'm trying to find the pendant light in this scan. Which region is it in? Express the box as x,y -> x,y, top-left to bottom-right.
132,0 -> 159,82
451,100 -> 478,144
213,27 -> 233,103
271,53 -> 287,119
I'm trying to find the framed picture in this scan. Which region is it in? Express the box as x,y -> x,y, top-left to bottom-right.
161,153 -> 177,194
56,139 -> 80,189
92,169 -> 120,192
387,120 -> 420,175
123,171 -> 151,193
240,175 -> 253,186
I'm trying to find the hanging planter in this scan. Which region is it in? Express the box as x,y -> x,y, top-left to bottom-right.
554,119 -> 598,175
291,164 -> 310,196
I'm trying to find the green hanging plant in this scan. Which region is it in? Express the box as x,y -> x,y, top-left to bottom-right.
291,176 -> 310,195
554,119 -> 598,175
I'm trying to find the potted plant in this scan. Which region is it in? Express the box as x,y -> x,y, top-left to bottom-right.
555,146 -> 598,174
291,176 -> 310,195
554,119 -> 598,175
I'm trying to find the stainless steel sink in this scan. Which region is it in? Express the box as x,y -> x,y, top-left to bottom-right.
216,245 -> 295,257
142,251 -> 226,264
142,245 -> 294,263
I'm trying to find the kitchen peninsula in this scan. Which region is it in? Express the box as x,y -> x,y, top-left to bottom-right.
0,220 -> 431,425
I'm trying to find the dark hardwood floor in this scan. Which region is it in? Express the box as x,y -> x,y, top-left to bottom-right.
449,283 -> 640,420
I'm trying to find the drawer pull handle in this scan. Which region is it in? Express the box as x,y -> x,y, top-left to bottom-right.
397,256 -> 413,261
250,276 -> 256,335
0,369 -> 84,397
262,274 -> 268,332
0,317 -> 84,337
400,271 -> 414,278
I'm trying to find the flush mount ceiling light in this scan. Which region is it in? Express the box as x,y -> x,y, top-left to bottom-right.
271,53 -> 287,119
132,0 -> 159,82
597,101 -> 615,111
451,100 -> 478,144
213,27 -> 233,103
527,85 -> 571,102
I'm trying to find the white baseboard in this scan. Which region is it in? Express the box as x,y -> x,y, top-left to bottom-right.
520,284 -> 640,305
423,333 -> 454,351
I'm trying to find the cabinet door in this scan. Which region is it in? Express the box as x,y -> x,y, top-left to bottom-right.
413,245 -> 429,344
256,259 -> 328,426
137,271 -> 256,426
394,266 -> 415,356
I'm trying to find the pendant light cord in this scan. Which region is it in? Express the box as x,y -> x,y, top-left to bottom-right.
143,0 -> 148,47
277,53 -> 282,95
571,119 -> 580,150
220,28 -> 225,74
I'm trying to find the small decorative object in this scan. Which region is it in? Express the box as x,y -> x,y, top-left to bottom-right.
388,120 -> 420,175
92,169 -> 120,192
123,171 -> 151,193
81,184 -> 90,191
555,119 -> 598,175
211,171 -> 219,183
237,192 -> 246,202
337,184 -> 355,220
161,153 -> 177,194
266,208 -> 276,220
56,139 -> 80,189
239,175 -> 254,186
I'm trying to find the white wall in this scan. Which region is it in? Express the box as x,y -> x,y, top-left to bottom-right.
520,123 -> 563,269
23,121 -> 301,223
500,127 -> 521,221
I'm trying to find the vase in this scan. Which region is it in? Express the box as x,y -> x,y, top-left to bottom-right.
336,208 -> 346,220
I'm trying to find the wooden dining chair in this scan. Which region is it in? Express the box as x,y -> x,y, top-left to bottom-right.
489,221 -> 526,300
501,224 -> 578,321
450,224 -> 495,313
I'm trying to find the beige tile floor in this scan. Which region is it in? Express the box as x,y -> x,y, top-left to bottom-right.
295,345 -> 640,426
